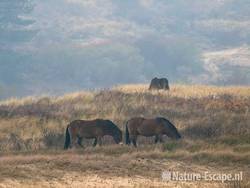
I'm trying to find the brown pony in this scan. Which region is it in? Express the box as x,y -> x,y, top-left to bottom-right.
125,117 -> 181,147
149,77 -> 170,90
64,119 -> 122,149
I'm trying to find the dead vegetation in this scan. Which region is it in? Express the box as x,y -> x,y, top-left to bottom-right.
0,84 -> 249,151
0,84 -> 249,187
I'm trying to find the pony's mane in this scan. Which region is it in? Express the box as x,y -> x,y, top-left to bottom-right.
157,117 -> 176,128
106,120 -> 120,131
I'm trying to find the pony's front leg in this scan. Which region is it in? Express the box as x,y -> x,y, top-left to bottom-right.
154,135 -> 159,144
155,134 -> 163,144
93,138 -> 97,147
97,137 -> 102,146
158,135 -> 163,143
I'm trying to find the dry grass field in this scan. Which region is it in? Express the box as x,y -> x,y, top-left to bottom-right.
0,84 -> 250,187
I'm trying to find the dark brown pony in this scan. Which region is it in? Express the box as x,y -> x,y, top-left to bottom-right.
149,77 -> 170,90
64,119 -> 122,149
125,117 -> 181,147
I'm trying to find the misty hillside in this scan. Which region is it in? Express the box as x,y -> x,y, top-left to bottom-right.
1,0 -> 250,99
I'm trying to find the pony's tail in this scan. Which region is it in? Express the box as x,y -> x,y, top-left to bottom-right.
125,122 -> 130,145
64,126 -> 70,150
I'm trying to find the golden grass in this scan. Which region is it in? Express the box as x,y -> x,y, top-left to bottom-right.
115,84 -> 250,98
0,84 -> 249,150
2,84 -> 250,107
0,84 -> 249,187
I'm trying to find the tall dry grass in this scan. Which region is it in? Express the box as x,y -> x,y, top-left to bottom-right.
0,84 -> 250,187
0,84 -> 249,160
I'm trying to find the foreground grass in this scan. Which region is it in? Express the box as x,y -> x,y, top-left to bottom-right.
0,145 -> 249,188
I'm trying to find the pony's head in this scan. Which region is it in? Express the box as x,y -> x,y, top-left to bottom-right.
107,120 -> 123,144
162,118 -> 181,140
113,128 -> 122,144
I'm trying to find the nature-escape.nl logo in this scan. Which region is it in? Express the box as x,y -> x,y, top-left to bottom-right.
162,171 -> 243,183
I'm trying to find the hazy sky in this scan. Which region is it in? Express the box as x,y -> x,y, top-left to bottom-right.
0,0 -> 249,99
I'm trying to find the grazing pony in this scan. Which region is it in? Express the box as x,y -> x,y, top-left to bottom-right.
149,77 -> 170,90
64,119 -> 122,149
125,117 -> 181,147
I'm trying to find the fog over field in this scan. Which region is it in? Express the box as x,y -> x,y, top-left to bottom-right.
1,0 -> 250,99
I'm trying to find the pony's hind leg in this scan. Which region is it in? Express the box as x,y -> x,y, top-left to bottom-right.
68,127 -> 80,149
77,137 -> 84,148
132,139 -> 137,147
71,135 -> 78,149
130,135 -> 137,147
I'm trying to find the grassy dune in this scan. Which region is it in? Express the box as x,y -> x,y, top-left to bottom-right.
0,84 -> 249,187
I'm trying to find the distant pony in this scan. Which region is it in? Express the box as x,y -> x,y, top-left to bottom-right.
149,77 -> 169,90
64,119 -> 122,149
125,117 -> 181,147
